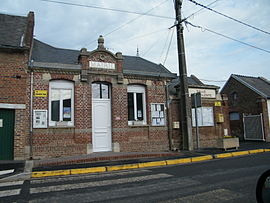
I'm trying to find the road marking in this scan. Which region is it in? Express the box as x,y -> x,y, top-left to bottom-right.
30,173 -> 172,194
31,169 -> 152,184
29,177 -> 200,203
0,189 -> 21,198
161,188 -> 243,203
0,169 -> 14,175
0,180 -> 24,187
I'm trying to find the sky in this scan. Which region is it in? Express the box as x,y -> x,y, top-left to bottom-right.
1,0 -> 270,88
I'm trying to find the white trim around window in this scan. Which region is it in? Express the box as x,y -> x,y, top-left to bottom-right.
127,85 -> 147,125
49,80 -> 74,127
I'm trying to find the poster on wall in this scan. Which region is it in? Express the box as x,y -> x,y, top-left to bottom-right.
33,110 -> 47,128
151,103 -> 166,126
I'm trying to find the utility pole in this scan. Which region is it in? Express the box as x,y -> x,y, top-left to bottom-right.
174,0 -> 193,150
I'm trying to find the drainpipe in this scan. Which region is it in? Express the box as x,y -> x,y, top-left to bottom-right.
29,61 -> 34,159
165,81 -> 173,151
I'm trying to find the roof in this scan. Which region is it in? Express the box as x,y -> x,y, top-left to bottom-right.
169,75 -> 219,95
225,74 -> 270,98
0,13 -> 28,49
122,56 -> 175,78
31,39 -> 176,78
32,39 -> 80,65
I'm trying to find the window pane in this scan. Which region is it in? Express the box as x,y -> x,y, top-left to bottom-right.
92,83 -> 101,98
128,93 -> 134,121
51,100 -> 60,121
61,89 -> 71,100
136,93 -> 143,121
63,99 -> 71,121
101,84 -> 109,99
230,112 -> 240,120
51,89 -> 60,101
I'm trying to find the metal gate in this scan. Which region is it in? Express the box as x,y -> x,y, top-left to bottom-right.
0,109 -> 15,160
243,114 -> 265,141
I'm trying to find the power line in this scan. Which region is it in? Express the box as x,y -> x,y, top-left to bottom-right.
85,0 -> 170,47
159,29 -> 172,61
199,79 -> 226,83
163,29 -> 175,65
185,0 -> 221,20
40,0 -> 174,20
187,0 -> 270,36
185,21 -> 270,54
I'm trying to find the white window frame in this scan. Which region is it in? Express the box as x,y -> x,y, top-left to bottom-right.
127,85 -> 147,125
49,80 -> 74,127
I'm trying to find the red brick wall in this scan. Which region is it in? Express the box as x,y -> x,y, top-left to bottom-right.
169,95 -> 230,149
221,78 -> 266,140
0,50 -> 30,159
30,70 -> 170,158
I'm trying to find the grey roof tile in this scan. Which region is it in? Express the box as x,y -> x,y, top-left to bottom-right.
31,39 -> 176,78
169,75 -> 219,95
0,13 -> 28,48
232,74 -> 270,98
32,39 -> 80,64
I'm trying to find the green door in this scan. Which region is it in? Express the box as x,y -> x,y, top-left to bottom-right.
0,109 -> 15,160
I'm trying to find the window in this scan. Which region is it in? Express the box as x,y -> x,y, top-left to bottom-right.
229,112 -> 240,120
127,85 -> 146,125
92,82 -> 110,99
192,107 -> 214,127
49,80 -> 74,127
230,92 -> 237,106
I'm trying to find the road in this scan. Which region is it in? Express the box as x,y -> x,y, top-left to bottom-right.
1,152 -> 270,203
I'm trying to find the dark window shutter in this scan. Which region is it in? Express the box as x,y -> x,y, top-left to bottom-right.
51,100 -> 60,121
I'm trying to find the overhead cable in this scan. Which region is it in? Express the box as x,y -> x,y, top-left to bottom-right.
187,0 -> 270,36
185,21 -> 270,54
40,0 -> 174,20
163,30 -> 175,65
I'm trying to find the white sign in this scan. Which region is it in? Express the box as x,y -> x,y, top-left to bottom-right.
89,61 -> 115,70
33,110 -> 47,128
189,88 -> 216,98
0,119 -> 3,128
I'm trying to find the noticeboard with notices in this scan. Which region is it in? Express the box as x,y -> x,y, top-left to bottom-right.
151,103 -> 165,126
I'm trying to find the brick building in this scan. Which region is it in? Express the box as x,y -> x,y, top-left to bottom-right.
28,36 -> 176,159
168,75 -> 230,150
221,74 -> 270,142
0,12 -> 34,160
1,12 -> 230,160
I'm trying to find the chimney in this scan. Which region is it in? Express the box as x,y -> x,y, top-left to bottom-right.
25,11 -> 34,49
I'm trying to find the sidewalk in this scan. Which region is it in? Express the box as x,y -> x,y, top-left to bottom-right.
1,141 -> 270,181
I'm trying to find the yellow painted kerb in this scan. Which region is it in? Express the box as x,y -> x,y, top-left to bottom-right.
249,149 -> 264,154
138,161 -> 167,168
70,167 -> 106,175
166,158 -> 191,165
231,151 -> 249,156
264,149 -> 270,152
107,164 -> 138,171
191,155 -> 213,162
215,153 -> 233,159
32,169 -> 70,178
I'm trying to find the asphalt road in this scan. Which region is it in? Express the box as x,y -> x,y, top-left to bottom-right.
1,152 -> 270,203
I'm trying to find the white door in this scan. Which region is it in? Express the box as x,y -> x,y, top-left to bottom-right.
92,83 -> 112,152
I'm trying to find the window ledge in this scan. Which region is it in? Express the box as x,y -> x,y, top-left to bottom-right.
48,125 -> 75,129
128,124 -> 149,128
